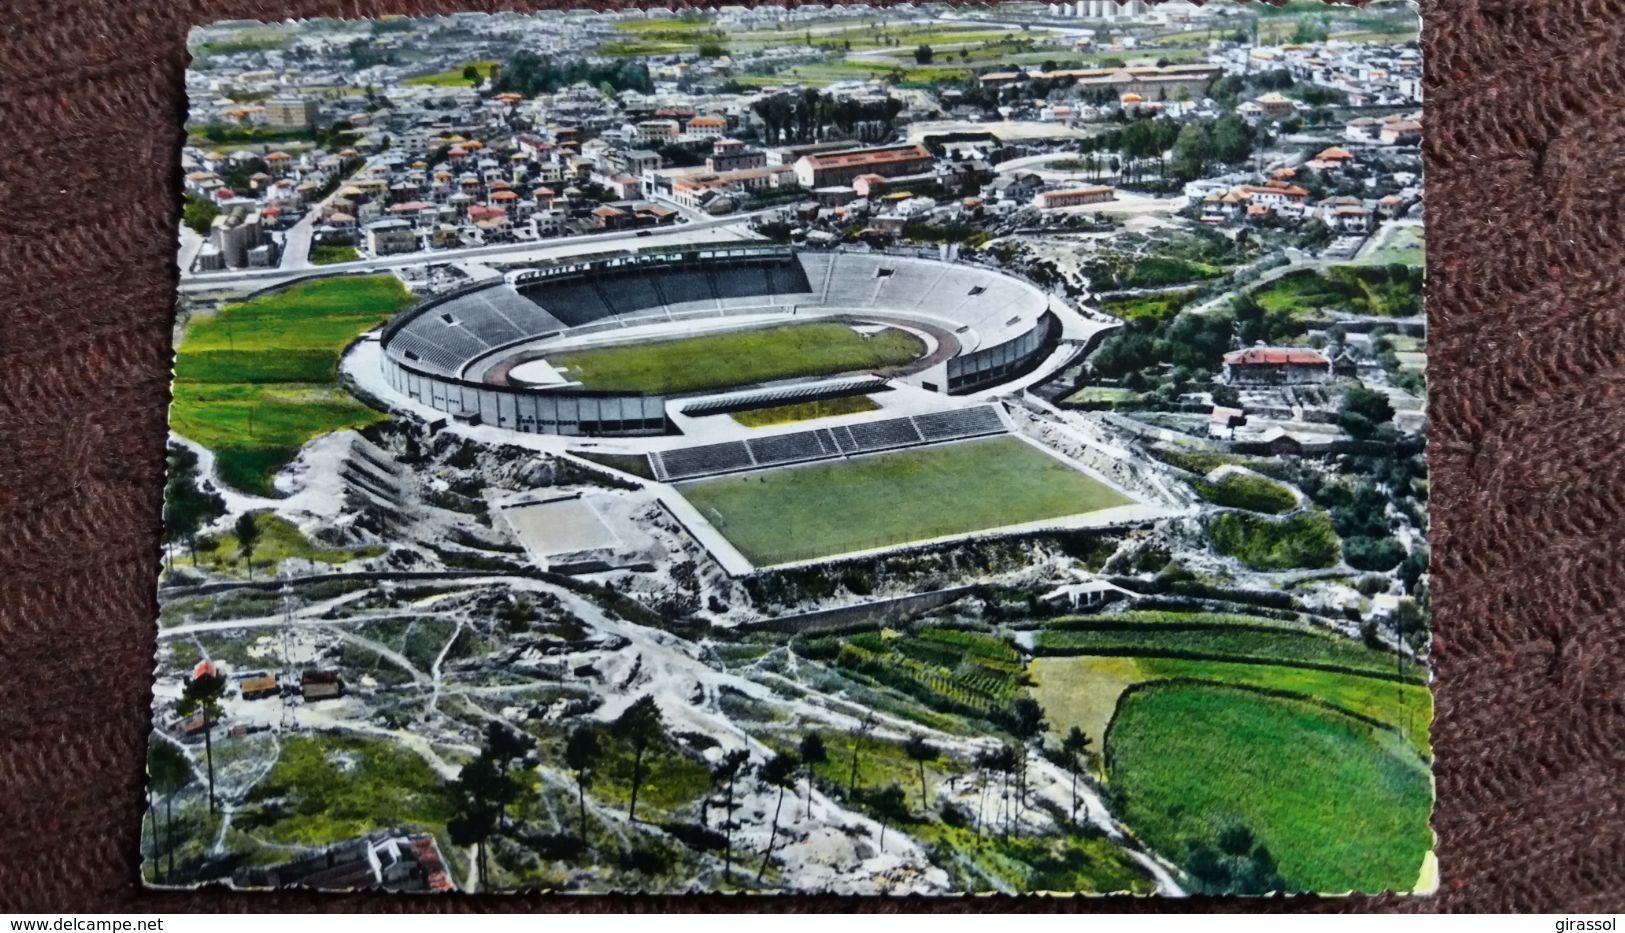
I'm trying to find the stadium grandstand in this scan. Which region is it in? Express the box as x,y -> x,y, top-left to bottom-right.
649,405 -> 1009,482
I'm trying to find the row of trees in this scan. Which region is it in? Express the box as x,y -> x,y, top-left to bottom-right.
750,88 -> 905,146
144,667 -> 227,881
435,689 -> 1108,890
1069,113 -> 1260,187
492,51 -> 654,98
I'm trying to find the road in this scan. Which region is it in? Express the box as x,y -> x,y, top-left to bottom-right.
278,156 -> 387,272
179,213 -> 767,293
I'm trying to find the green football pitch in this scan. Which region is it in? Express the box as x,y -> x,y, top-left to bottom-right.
545,321 -> 925,395
678,436 -> 1134,565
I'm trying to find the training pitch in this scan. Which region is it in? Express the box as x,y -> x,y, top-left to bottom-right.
543,321 -> 925,395
677,435 -> 1133,565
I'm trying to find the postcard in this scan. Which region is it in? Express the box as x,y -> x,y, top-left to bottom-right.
152,0 -> 1430,895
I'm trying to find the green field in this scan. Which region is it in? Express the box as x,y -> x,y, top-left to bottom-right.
548,322 -> 924,395
1252,266 -> 1424,319
170,275 -> 413,495
1100,289 -> 1200,322
1354,225 -> 1425,267
404,59 -> 501,87
309,244 -> 359,266
731,395 -> 878,427
1032,651 -> 1431,759
1032,618 -> 1410,681
680,436 -> 1132,565
1106,683 -> 1432,893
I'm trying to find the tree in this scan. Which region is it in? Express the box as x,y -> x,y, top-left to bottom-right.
846,714 -> 875,796
902,734 -> 939,809
563,726 -> 601,847
798,733 -> 827,821
234,512 -> 260,580
755,752 -> 800,883
446,749 -> 519,891
991,743 -> 1019,837
1339,385 -> 1395,439
971,747 -> 999,837
613,695 -> 665,821
147,739 -> 191,881
1171,121 -> 1216,182
914,44 -> 934,65
181,194 -> 219,236
712,748 -> 750,882
163,446 -> 225,568
1211,113 -> 1256,165
1001,697 -> 1046,809
462,64 -> 480,85
1060,727 -> 1092,823
176,668 -> 225,813
871,784 -> 910,851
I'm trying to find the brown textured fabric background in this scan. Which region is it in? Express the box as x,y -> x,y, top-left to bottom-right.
1,0 -> 1622,914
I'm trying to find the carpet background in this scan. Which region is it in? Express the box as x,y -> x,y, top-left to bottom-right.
1,0 -> 1621,913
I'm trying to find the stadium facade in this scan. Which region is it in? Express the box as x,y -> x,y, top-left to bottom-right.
376,246 -> 1080,437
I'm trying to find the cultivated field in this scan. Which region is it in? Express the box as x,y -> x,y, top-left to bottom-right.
170,275 -> 413,494
679,436 -> 1132,565
1106,682 -> 1432,894
547,322 -> 925,395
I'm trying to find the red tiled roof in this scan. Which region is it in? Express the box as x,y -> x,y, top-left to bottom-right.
1224,347 -> 1329,367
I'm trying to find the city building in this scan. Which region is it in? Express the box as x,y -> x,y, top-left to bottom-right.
1222,346 -> 1332,385
365,218 -> 418,255
264,97 -> 320,130
1034,186 -> 1116,209
707,139 -> 767,174
210,207 -> 262,268
793,144 -> 934,189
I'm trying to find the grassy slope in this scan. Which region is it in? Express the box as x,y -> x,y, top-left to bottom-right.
1186,472 -> 1298,514
1208,509 -> 1341,570
170,275 -> 413,495
240,735 -> 453,846
679,436 -> 1131,565
549,322 -> 923,395
201,511 -> 384,578
1106,682 -> 1432,893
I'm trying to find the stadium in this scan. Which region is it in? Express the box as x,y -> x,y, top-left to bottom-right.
368,245 -> 1156,570
376,245 -> 1102,432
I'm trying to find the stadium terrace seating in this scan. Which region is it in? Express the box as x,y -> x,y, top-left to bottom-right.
767,261 -> 813,297
524,278 -> 612,327
652,441 -> 755,482
746,430 -> 834,469
458,294 -> 528,346
845,417 -> 925,450
654,268 -> 715,308
652,405 -> 1009,482
709,265 -> 774,303
912,406 -> 1006,441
